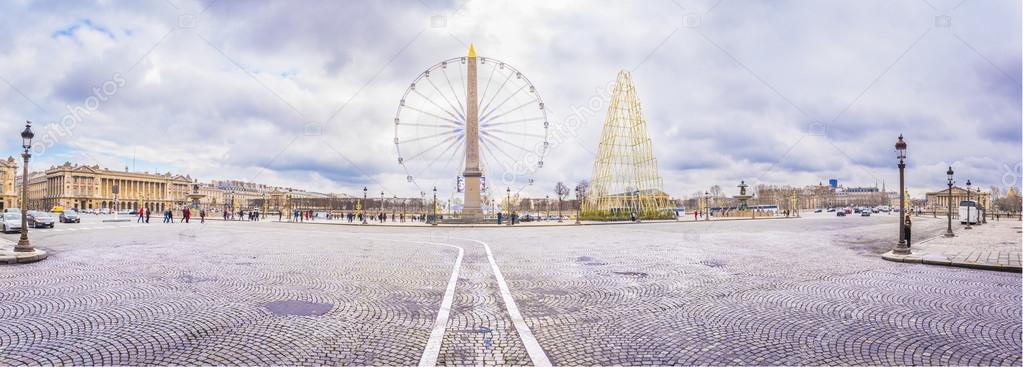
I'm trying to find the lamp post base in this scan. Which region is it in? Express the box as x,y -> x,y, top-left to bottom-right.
943,231 -> 955,238
893,241 -> 911,255
14,237 -> 32,252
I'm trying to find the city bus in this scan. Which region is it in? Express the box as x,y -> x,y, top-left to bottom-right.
958,200 -> 984,224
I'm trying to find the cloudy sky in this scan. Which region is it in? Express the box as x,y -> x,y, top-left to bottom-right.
1,0 -> 1019,200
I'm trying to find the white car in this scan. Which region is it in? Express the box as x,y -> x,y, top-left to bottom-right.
1,212 -> 23,233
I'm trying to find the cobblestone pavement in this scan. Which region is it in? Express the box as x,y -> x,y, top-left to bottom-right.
0,215 -> 1020,365
884,219 -> 1023,271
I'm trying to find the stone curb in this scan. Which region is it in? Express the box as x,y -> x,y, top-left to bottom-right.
881,251 -> 1022,273
0,249 -> 49,265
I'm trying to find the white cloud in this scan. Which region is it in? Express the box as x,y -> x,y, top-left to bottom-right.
0,0 -> 1019,200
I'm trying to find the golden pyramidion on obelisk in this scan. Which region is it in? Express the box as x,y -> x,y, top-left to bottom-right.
461,43 -> 484,222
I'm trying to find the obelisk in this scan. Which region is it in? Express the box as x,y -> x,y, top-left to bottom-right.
462,44 -> 484,221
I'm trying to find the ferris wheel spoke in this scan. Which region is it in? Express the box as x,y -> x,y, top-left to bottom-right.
404,133 -> 460,162
483,130 -> 532,154
438,135 -> 465,174
414,135 -> 463,176
403,105 -> 463,126
425,76 -> 465,121
478,62 -> 499,110
413,88 -> 462,123
480,138 -> 511,172
481,116 -> 544,128
479,71 -> 514,117
400,122 -> 461,129
482,128 -> 545,139
480,137 -> 520,170
481,98 -> 534,123
479,84 -> 527,121
400,129 -> 460,145
440,67 -> 466,117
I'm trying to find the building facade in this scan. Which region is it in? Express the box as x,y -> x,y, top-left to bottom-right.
925,186 -> 991,213
0,157 -> 16,210
19,162 -> 194,212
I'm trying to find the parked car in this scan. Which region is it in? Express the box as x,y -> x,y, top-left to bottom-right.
814,209 -> 823,213
26,211 -> 55,228
837,211 -> 846,217
60,209 -> 81,223
861,210 -> 871,217
826,208 -> 836,212
1,212 -> 22,233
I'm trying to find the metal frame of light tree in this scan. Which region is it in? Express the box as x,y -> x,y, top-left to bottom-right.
582,70 -> 671,220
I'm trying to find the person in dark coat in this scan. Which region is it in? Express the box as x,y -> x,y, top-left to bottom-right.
904,215 -> 912,247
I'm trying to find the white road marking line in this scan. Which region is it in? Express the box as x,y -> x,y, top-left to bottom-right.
407,240 -> 464,367
463,238 -> 552,367
214,226 -> 467,365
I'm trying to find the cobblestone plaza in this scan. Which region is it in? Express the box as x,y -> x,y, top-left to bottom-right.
1,215 -> 1020,365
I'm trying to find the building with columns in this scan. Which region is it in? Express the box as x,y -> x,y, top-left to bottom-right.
0,157 -> 17,210
18,162 -> 193,212
925,186 -> 991,213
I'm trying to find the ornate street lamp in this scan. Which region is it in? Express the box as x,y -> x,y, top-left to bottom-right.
380,190 -> 385,215
362,186 -> 368,224
575,186 -> 582,224
704,191 -> 710,221
893,135 -> 910,254
545,194 -> 550,220
945,166 -> 955,237
432,186 -> 438,226
965,180 -> 972,230
979,187 -> 986,224
15,122 -> 34,252
506,187 -> 512,226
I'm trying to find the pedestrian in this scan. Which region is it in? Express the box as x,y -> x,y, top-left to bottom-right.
184,207 -> 191,223
904,215 -> 912,247
631,211 -> 637,222
200,209 -> 206,223
137,206 -> 145,223
169,209 -> 175,223
145,208 -> 151,223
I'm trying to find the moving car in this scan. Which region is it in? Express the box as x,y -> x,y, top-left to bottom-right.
1,212 -> 22,233
837,211 -> 846,217
26,211 -> 55,228
814,209 -> 823,213
861,210 -> 871,217
60,209 -> 81,223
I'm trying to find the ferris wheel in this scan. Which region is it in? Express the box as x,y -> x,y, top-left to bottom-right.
394,55 -> 549,194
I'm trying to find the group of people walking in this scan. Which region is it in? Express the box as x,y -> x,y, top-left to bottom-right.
134,207 -> 205,224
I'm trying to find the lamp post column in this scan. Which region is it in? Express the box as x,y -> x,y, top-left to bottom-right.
965,180 -> 973,230
15,122 -> 34,252
893,135 -> 910,255
432,186 -> 438,226
945,166 -> 955,237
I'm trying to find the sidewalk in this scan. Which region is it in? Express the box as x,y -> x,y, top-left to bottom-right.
0,238 -> 48,264
882,219 -> 1022,272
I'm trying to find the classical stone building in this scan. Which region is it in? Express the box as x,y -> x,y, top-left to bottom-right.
0,157 -> 17,210
925,186 -> 991,213
19,162 -> 193,212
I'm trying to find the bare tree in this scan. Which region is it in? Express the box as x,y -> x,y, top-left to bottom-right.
709,185 -> 723,197
555,182 -> 570,222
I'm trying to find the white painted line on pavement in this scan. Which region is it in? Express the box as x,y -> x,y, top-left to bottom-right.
462,238 -> 552,367
399,240 -> 464,367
